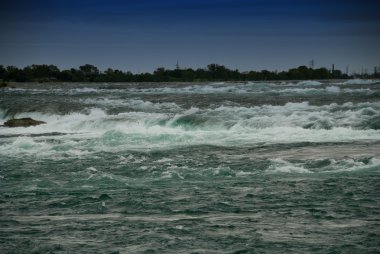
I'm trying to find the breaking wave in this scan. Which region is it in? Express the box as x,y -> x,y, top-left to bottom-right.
343,79 -> 378,85
1,100 -> 380,157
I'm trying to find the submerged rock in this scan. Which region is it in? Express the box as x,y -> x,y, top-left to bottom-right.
3,118 -> 46,127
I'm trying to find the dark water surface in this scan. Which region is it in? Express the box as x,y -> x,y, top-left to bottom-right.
1,80 -> 380,253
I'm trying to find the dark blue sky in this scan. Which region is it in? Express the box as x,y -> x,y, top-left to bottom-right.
1,0 -> 379,73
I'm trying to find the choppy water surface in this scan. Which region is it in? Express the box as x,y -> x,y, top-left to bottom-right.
1,80 -> 380,253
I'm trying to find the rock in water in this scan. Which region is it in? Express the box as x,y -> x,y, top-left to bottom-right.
3,118 -> 46,127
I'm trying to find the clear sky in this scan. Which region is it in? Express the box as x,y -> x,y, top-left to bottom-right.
0,0 -> 379,74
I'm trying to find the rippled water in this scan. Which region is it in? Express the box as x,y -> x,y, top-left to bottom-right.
1,80 -> 380,253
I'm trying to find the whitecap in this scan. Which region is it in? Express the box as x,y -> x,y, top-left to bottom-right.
296,80 -> 322,86
1,102 -> 380,158
325,86 -> 341,93
267,158 -> 311,173
343,79 -> 377,85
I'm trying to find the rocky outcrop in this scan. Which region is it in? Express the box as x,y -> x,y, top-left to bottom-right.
3,118 -> 46,127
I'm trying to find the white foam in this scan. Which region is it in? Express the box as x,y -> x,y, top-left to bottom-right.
6,80 -> 375,98
266,157 -> 380,174
279,87 -> 322,94
265,86 -> 373,95
155,158 -> 174,163
328,157 -> 380,173
131,84 -> 242,94
325,86 -> 341,93
87,167 -> 98,173
71,88 -> 99,93
1,102 -> 380,158
161,169 -> 185,179
82,98 -> 182,112
343,79 -> 377,85
128,82 -> 276,94
296,80 -> 322,86
268,158 -> 311,173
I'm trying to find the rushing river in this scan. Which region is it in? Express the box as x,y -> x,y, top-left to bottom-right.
1,80 -> 380,253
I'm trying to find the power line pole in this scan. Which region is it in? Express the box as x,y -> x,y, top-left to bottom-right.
309,60 -> 314,69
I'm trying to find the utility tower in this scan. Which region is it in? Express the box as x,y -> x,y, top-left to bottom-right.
375,66 -> 380,77
309,60 -> 314,69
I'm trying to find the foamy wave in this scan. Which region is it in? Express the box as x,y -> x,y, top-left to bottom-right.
130,84 -> 248,94
296,80 -> 322,86
267,157 -> 380,174
325,86 -> 341,93
4,81 -> 376,97
128,82 -> 279,94
343,79 -> 378,85
1,101 -> 380,158
1,101 -> 379,132
80,98 -> 182,113
268,158 -> 312,173
1,126 -> 378,158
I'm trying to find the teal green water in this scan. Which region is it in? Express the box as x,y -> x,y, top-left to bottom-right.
1,80 -> 380,253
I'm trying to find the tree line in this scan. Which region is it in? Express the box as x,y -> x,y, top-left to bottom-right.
0,63 -> 372,83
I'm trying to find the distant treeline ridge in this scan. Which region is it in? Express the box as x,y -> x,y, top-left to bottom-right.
0,64 -> 376,82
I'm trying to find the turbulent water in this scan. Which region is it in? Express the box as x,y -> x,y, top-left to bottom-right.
1,79 -> 380,253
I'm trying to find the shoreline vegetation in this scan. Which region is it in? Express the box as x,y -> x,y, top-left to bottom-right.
0,64 -> 378,83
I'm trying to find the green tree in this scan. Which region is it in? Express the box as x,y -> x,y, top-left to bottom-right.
0,65 -> 5,80
5,66 -> 28,81
23,64 -> 60,81
79,64 -> 99,81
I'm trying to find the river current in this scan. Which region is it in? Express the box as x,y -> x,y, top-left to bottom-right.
1,80 -> 380,253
